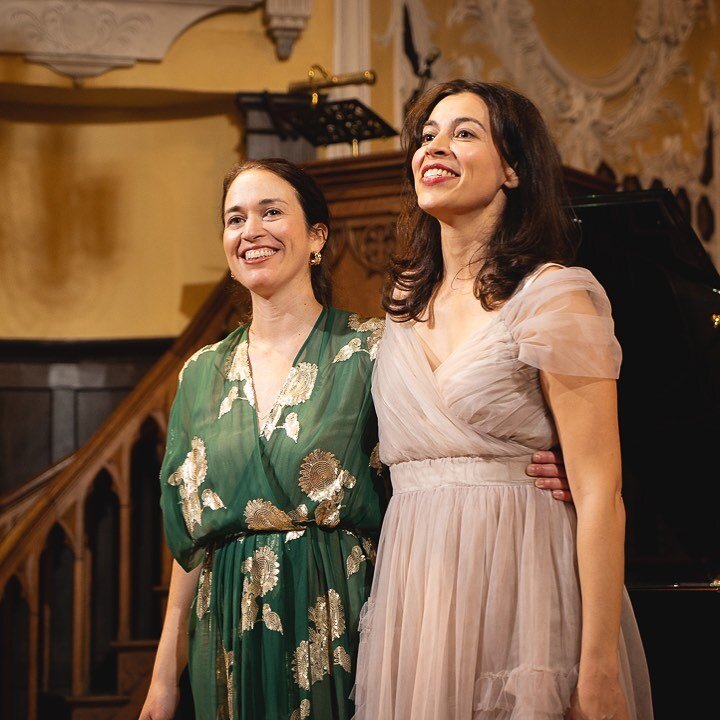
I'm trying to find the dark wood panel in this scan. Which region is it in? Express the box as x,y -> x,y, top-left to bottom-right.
0,339 -> 172,497
0,390 -> 52,494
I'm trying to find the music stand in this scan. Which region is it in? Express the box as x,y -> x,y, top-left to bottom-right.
235,92 -> 397,159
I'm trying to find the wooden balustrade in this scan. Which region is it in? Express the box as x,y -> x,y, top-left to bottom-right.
0,272 -> 242,719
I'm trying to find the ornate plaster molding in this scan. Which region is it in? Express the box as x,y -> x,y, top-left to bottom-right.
0,0 -> 312,80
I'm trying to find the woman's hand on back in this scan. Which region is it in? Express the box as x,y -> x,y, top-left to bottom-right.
526,448 -> 573,502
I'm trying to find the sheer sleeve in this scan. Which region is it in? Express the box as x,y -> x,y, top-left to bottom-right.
503,266 -> 622,379
159,356 -> 205,571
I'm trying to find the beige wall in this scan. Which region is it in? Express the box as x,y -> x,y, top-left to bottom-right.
0,5 -> 334,339
1,1 -> 717,339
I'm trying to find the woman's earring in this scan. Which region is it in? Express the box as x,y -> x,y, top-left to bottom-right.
309,251 -> 322,266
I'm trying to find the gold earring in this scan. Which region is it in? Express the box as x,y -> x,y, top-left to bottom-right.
309,251 -> 322,266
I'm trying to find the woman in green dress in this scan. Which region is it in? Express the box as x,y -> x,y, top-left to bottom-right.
139,158 -> 569,720
140,159 -> 386,720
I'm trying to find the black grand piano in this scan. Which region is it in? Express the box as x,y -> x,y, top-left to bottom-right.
571,190 -> 720,717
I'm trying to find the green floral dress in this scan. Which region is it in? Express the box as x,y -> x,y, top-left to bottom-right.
159,308 -> 386,720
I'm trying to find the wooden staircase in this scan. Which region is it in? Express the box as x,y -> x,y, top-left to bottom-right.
0,271 -> 243,720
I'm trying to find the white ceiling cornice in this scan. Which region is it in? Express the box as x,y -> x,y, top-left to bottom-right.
0,0 -> 312,80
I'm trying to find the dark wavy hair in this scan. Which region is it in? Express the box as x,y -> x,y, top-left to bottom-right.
221,158 -> 333,307
383,80 -> 578,321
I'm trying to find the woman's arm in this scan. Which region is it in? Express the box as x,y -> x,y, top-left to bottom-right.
540,371 -> 628,720
139,560 -> 201,720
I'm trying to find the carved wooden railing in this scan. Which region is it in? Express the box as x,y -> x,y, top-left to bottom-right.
0,272 -> 241,720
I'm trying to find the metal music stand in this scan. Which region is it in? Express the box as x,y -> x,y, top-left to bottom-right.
235,92 -> 397,159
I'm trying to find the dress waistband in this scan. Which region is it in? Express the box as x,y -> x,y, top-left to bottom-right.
390,455 -> 534,494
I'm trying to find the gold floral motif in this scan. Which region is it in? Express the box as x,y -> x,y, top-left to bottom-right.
226,340 -> 251,382
289,699 -> 311,720
348,314 -> 384,332
285,530 -> 306,542
277,363 -> 318,406
293,590 -> 348,690
262,603 -> 284,634
346,545 -> 366,578
283,412 -> 300,442
298,450 -> 342,501
337,468 -> 356,489
327,589 -> 346,640
244,499 -> 296,531
260,362 -> 318,440
333,646 -> 352,673
201,489 -> 226,511
244,546 -> 280,595
167,437 -> 225,535
289,504 -> 309,523
292,640 -> 310,690
332,337 -> 362,364
369,443 -> 382,471
225,646 -> 236,720
309,625 -> 330,684
331,315 -> 385,363
361,536 -> 377,564
225,340 -> 255,409
314,498 -> 341,528
178,342 -> 220,383
240,579 -> 259,632
366,325 -> 384,360
196,548 -> 214,620
240,546 -> 281,634
218,386 -> 239,418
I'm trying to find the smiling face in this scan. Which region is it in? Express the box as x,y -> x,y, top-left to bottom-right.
411,92 -> 518,225
222,169 -> 326,300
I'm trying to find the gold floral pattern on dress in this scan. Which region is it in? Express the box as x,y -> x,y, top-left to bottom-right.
292,640 -> 310,690
348,314 -> 384,332
346,545 -> 366,578
314,499 -> 341,528
369,442 -> 382,472
289,699 -> 310,720
333,646 -> 352,673
218,386 -> 239,418
178,341 -> 221,383
298,450 -> 356,502
201,489 -> 226,511
260,362 -> 318,441
262,603 -> 283,634
298,450 -> 340,501
240,546 -> 282,635
361,535 -> 377,564
223,341 -> 255,415
216,644 -> 235,720
289,504 -> 309,523
332,337 -> 362,363
196,547 -> 214,620
282,412 -> 300,442
285,530 -> 306,542
244,499 -> 296,531
333,315 -> 385,363
292,589 -> 349,689
167,437 -> 224,535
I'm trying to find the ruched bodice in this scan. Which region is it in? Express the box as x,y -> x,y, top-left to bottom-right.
353,266 -> 653,720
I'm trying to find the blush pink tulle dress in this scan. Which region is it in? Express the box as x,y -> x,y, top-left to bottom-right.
352,265 -> 654,720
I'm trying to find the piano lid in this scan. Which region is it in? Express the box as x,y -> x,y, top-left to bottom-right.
571,189 -> 720,588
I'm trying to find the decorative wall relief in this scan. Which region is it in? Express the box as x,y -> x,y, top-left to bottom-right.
381,0 -> 719,265
0,0 -> 313,80
336,218 -> 397,278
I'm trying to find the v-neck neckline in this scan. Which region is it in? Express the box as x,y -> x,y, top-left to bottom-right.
409,311 -> 502,376
244,307 -> 327,438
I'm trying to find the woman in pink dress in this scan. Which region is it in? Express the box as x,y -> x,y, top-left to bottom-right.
353,81 -> 653,719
